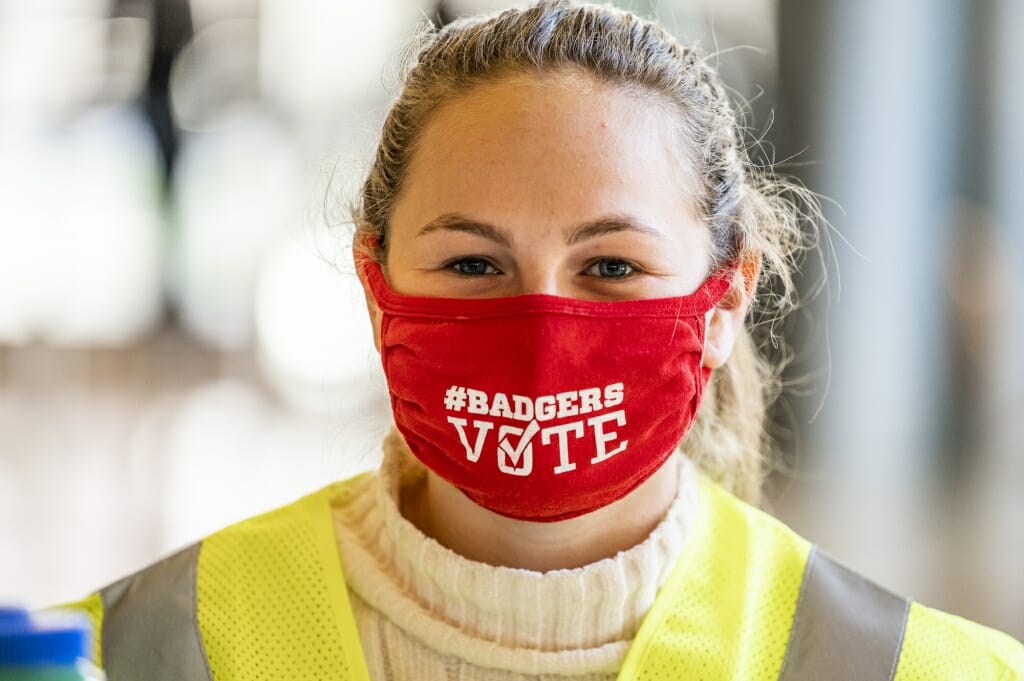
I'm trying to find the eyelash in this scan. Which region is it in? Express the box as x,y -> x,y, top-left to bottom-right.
444,257 -> 501,276
583,258 -> 638,279
443,257 -> 641,280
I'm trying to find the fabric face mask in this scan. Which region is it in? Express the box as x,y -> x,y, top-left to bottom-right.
362,259 -> 733,522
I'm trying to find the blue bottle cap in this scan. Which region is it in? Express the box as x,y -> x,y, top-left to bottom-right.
0,608 -> 32,628
0,607 -> 91,666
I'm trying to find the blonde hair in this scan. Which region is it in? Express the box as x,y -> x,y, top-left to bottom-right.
352,0 -> 821,505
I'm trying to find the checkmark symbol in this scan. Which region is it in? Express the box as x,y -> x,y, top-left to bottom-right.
497,419 -> 540,475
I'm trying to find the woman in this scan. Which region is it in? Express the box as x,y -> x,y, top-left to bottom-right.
65,1 -> 1024,679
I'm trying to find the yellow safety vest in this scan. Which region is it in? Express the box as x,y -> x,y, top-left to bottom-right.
64,474 -> 1024,680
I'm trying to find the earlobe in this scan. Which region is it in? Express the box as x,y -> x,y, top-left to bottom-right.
701,253 -> 760,370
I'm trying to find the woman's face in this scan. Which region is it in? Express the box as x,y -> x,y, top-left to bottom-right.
386,70 -> 713,301
361,69 -> 749,369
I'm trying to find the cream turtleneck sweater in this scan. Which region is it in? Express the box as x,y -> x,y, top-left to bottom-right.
330,430 -> 699,681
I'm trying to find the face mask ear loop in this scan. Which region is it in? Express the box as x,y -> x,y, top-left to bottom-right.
698,265 -> 737,314
710,251 -> 759,311
356,233 -> 402,326
669,265 -> 735,343
354,231 -> 383,274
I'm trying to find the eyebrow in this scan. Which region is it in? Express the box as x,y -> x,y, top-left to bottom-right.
415,213 -> 669,246
417,214 -> 514,247
565,216 -> 669,245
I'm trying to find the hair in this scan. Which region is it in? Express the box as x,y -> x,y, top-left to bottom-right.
351,0 -> 822,505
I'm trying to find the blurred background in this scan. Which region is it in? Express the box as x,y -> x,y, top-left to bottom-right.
0,0 -> 1021,640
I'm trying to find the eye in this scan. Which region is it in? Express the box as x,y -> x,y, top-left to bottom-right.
585,258 -> 636,279
446,257 -> 500,276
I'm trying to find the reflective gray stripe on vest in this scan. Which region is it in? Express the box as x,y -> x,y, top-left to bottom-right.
99,542 -> 212,681
777,546 -> 911,681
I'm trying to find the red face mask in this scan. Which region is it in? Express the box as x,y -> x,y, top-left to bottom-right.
362,259 -> 733,522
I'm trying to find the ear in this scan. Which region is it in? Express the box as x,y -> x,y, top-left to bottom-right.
353,246 -> 383,353
702,253 -> 760,370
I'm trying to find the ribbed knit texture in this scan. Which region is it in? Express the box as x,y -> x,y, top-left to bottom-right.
330,430 -> 699,680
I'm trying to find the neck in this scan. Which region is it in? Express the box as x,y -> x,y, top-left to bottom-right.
400,456 -> 681,572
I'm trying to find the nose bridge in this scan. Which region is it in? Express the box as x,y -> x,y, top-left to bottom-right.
517,255 -> 566,297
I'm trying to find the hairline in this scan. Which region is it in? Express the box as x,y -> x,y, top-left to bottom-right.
380,65 -> 707,258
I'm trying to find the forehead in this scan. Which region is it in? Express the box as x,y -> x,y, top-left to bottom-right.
391,69 -> 701,236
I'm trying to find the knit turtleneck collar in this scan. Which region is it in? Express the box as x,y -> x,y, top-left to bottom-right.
330,429 -> 699,676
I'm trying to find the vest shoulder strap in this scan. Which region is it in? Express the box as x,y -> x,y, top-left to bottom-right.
777,546 -> 910,681
99,543 -> 210,681
94,477 -> 371,681
621,478 -> 909,681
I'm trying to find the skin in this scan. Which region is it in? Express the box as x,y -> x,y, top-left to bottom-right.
357,69 -> 756,571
